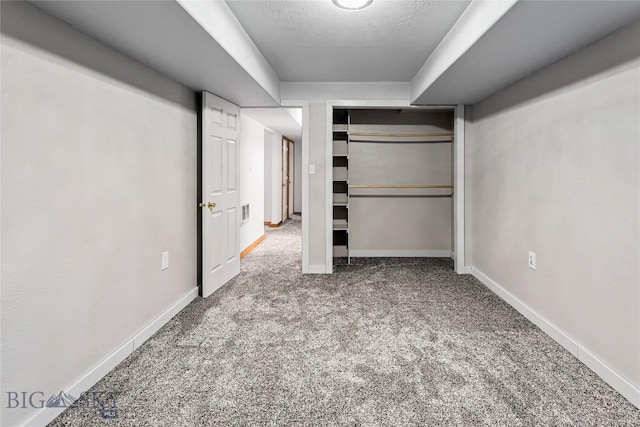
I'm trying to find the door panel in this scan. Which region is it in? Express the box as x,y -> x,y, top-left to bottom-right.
202,92 -> 240,297
227,139 -> 237,191
211,106 -> 223,125
227,207 -> 238,261
227,112 -> 237,130
208,136 -> 223,195
209,211 -> 223,272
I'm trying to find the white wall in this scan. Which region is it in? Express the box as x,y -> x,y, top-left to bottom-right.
263,130 -> 282,224
1,3 -> 197,425
467,21 -> 639,397
294,139 -> 302,213
264,130 -> 272,223
239,114 -> 265,250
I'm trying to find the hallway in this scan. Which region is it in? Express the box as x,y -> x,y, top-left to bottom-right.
50,221 -> 639,425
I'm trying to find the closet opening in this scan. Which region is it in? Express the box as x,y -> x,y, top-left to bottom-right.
330,106 -> 458,269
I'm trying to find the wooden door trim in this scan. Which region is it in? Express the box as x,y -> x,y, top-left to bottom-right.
290,140 -> 295,216
282,136 -> 294,222
281,137 -> 285,222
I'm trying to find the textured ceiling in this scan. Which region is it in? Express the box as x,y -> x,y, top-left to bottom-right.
226,0 -> 471,82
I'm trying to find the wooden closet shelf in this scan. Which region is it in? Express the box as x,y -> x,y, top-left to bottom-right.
349,131 -> 453,137
332,219 -> 349,231
349,184 -> 453,189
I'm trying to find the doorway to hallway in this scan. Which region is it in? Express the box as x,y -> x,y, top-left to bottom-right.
239,107 -> 303,268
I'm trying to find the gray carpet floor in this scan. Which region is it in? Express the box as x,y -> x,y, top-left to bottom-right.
50,220 -> 639,426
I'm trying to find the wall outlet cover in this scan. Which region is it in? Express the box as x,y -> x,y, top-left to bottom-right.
528,251 -> 536,270
162,251 -> 169,270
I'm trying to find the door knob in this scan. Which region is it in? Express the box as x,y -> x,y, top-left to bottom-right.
208,202 -> 216,209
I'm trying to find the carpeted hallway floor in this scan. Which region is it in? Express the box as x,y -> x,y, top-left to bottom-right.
51,220 -> 639,426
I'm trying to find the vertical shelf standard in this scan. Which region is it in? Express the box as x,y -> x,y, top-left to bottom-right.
332,108 -> 349,262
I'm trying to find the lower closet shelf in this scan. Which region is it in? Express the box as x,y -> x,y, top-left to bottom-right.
333,245 -> 348,258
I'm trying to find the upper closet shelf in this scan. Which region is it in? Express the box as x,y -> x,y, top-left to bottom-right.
333,124 -> 348,132
349,124 -> 453,143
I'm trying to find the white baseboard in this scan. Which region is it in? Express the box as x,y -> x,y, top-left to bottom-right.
577,345 -> 640,409
471,268 -> 578,355
24,341 -> 133,427
23,286 -> 199,427
349,250 -> 452,258
471,267 -> 640,409
306,264 -> 328,274
457,266 -> 473,274
133,287 -> 199,350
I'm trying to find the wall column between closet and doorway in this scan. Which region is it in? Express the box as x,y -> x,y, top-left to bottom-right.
325,100 -> 467,274
280,100 -> 312,273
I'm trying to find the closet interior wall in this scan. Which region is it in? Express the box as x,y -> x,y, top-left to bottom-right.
332,108 -> 455,265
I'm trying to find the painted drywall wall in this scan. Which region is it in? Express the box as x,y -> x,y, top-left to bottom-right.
1,3 -> 197,425
294,139 -> 302,213
281,82 -> 410,271
264,130 -> 273,223
263,130 -> 282,224
239,114 -> 265,250
273,133 -> 282,223
466,21 -> 639,393
308,102 -> 329,269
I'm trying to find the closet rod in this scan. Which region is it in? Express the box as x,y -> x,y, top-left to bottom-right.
349,184 -> 453,189
350,194 -> 453,198
349,131 -> 454,137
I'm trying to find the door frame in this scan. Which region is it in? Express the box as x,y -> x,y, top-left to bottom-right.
289,138 -> 295,217
324,100 -> 468,274
281,136 -> 294,222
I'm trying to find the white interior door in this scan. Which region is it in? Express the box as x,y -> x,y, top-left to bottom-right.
202,91 -> 240,298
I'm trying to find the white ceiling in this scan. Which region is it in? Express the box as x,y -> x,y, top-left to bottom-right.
242,108 -> 303,142
225,0 -> 471,82
26,0 -> 640,107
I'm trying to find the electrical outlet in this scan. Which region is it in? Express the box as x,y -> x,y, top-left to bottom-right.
528,251 -> 536,270
162,251 -> 169,270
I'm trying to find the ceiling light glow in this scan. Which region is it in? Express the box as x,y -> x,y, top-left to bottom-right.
332,0 -> 373,10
